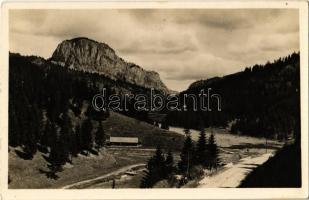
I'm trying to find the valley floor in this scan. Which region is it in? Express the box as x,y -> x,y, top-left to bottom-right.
8,147 -> 151,189
9,127 -> 283,189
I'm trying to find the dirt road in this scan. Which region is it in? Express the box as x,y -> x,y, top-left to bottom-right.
198,153 -> 273,188
61,163 -> 146,189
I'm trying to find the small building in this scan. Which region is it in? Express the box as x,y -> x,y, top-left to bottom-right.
107,136 -> 140,147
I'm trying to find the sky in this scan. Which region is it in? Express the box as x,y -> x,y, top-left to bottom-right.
9,9 -> 299,91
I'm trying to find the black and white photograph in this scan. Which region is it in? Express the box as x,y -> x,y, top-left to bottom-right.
1,1 -> 308,199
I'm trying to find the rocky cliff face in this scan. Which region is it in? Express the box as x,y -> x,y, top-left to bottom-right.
50,37 -> 169,93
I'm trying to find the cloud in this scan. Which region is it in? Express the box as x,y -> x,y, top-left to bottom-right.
117,31 -> 198,55
9,9 -> 299,91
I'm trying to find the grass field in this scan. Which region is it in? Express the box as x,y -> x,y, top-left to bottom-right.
9,147 -> 146,189
9,112 -> 183,189
103,112 -> 184,151
9,113 -> 283,189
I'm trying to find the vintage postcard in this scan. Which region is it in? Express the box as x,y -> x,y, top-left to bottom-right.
0,0 -> 308,199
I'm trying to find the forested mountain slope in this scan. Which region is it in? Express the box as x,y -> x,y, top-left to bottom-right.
9,52 -> 177,161
167,53 -> 300,141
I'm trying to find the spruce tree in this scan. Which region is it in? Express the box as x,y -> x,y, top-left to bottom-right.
208,134 -> 220,170
140,146 -> 166,188
161,120 -> 170,130
47,124 -> 65,175
153,146 -> 167,178
60,110 -> 73,163
178,135 -> 194,176
140,157 -> 156,188
74,124 -> 82,155
32,103 -> 43,142
9,112 -> 20,147
81,118 -> 93,153
165,150 -> 174,176
57,134 -> 70,166
195,128 -> 208,166
48,119 -> 72,170
22,130 -> 37,159
22,106 -> 37,159
41,121 -> 51,148
95,121 -> 106,150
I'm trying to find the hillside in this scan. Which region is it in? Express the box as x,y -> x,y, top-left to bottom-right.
239,143 -> 301,187
103,112 -> 184,151
9,51 -> 170,147
9,49 -> 185,186
166,53 -> 300,141
9,111 -> 183,189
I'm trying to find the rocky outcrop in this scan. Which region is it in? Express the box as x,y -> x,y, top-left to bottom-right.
50,37 -> 169,93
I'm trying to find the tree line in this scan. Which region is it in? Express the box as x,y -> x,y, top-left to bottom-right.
9,53 -> 181,178
166,53 -> 300,142
141,128 -> 220,188
9,53 -> 158,177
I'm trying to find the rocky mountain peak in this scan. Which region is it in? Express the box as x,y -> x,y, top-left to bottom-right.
51,37 -> 117,67
50,37 -> 170,93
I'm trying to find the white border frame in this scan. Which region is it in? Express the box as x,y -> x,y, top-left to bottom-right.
0,1 -> 308,199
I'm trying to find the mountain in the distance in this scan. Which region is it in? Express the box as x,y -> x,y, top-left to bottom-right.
50,37 -> 169,93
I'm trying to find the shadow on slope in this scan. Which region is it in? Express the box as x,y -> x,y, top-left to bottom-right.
239,143 -> 301,187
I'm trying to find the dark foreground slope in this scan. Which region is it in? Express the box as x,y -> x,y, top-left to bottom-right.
239,143 -> 301,187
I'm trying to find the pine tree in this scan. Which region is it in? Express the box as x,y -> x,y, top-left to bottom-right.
154,146 -> 167,178
47,91 -> 62,123
95,121 -> 106,150
161,120 -> 170,130
22,105 -> 38,159
195,128 -> 208,167
178,135 -> 194,176
75,124 -> 82,155
140,146 -> 166,188
140,157 -> 156,188
9,111 -> 20,147
32,103 -> 43,142
207,134 -> 220,170
165,150 -> 174,176
22,130 -> 37,159
81,118 -> 93,153
48,142 -> 62,174
60,110 -> 73,163
40,120 -> 58,153
57,134 -> 70,166
47,124 -> 65,175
